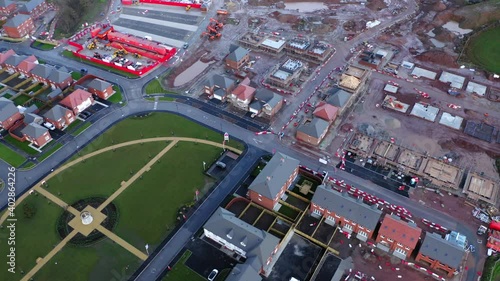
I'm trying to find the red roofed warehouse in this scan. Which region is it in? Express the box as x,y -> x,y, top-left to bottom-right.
60,89 -> 94,115
376,214 -> 422,260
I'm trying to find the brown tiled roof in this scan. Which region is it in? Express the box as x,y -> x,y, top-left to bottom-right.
379,215 -> 422,248
313,102 -> 339,122
232,84 -> 255,101
60,89 -> 92,109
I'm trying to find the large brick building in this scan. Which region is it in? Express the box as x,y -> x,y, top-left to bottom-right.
376,215 -> 422,260
416,232 -> 465,277
3,14 -> 35,38
247,152 -> 299,210
310,185 -> 382,241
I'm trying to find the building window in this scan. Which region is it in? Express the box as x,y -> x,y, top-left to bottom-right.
313,209 -> 321,215
394,247 -> 407,256
327,215 -> 334,221
358,231 -> 367,237
344,223 -> 353,231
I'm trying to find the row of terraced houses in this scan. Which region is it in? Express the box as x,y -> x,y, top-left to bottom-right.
202,152 -> 467,280
1,0 -> 49,38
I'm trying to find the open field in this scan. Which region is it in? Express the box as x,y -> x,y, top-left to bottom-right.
467,27 -> 500,73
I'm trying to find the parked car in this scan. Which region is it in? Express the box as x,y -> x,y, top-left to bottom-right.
43,122 -> 55,130
183,43 -> 189,49
79,111 -> 91,119
207,269 -> 218,281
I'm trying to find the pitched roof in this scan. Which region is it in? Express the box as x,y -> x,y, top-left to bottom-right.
419,232 -> 465,269
4,54 -> 26,67
379,215 -> 422,248
204,208 -> 280,270
327,88 -> 351,107
21,122 -> 48,138
0,49 -> 15,64
207,74 -> 235,89
17,58 -> 37,73
232,84 -> 256,101
31,64 -> 53,79
44,104 -> 70,121
47,88 -> 62,99
248,152 -> 299,199
60,89 -> 92,109
0,97 -> 19,121
340,74 -> 360,90
311,185 -> 382,230
297,118 -> 330,139
226,263 -> 262,281
19,0 -> 45,13
0,0 -> 15,7
249,100 -> 264,111
313,102 -> 339,121
47,68 -> 71,83
87,78 -> 112,91
254,89 -> 274,102
227,46 -> 249,62
4,14 -> 31,28
23,113 -> 42,124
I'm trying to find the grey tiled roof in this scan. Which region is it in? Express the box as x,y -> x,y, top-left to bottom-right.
248,152 -> 299,199
43,105 -> 69,121
19,0 -> 45,13
327,88 -> 351,107
419,232 -> 465,269
249,100 -> 264,111
21,122 -> 47,138
87,78 -> 112,91
47,69 -> 71,83
0,97 -> 18,121
47,88 -> 62,99
4,14 -> 30,28
204,208 -> 280,272
207,74 -> 235,89
23,113 -> 42,125
297,118 -> 329,138
311,185 -> 383,230
0,0 -> 15,7
225,263 -> 262,281
227,47 -> 249,62
4,54 -> 25,66
30,64 -> 53,79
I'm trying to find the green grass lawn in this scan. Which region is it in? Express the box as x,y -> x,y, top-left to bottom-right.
77,113 -> 245,154
481,255 -> 500,281
38,143 -> 63,162
65,119 -> 83,132
145,96 -> 176,101
62,50 -> 139,78
467,27 -> 500,73
2,93 -> 12,99
71,122 -> 91,136
0,143 -> 26,167
278,204 -> 300,221
47,142 -> 167,204
12,94 -> 31,106
71,71 -> 82,80
162,251 -> 204,281
4,135 -> 38,155
0,195 -> 64,281
32,40 -> 56,51
33,239 -> 141,281
22,161 -> 36,169
145,79 -> 174,95
107,85 -> 123,103
113,142 -> 221,251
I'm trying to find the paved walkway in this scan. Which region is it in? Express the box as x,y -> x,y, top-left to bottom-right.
97,225 -> 148,261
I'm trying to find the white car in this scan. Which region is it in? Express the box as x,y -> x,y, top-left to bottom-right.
207,269 -> 218,281
43,122 -> 55,130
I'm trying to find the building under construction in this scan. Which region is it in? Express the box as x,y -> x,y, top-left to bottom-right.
267,58 -> 307,89
285,38 -> 333,63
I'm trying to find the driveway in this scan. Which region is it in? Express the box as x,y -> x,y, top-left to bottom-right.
185,238 -> 237,278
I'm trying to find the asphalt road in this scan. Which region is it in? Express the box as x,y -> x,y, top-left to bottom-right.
114,18 -> 189,41
0,0 -> 480,280
122,7 -> 201,25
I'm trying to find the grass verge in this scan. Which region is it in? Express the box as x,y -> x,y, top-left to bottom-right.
0,143 -> 26,167
4,135 -> 38,155
32,40 -> 56,51
162,251 -> 204,281
71,122 -> 91,136
107,85 -> 123,103
38,143 -> 63,162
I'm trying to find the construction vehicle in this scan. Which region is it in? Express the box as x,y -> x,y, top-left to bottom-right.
87,40 -> 96,50
216,9 -> 228,15
134,53 -> 141,58
209,18 -> 224,29
186,5 -> 191,11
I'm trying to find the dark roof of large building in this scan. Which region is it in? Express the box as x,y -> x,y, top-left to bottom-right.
227,46 -> 249,62
47,68 -> 71,83
21,122 -> 47,138
297,118 -> 330,139
204,208 -> 280,272
207,74 -> 235,89
312,185 -> 383,230
248,152 -> 299,199
44,105 -> 70,121
31,64 -> 53,79
0,97 -> 18,121
19,0 -> 45,13
419,232 -> 465,269
4,14 -> 31,28
379,215 -> 422,248
87,78 -> 112,91
326,88 -> 351,107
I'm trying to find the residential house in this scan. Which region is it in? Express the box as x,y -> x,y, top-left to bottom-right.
0,49 -> 16,66
46,88 -> 63,101
59,89 -> 94,115
416,232 -> 465,277
0,97 -> 22,130
226,46 -> 250,70
30,64 -> 53,84
4,54 -> 26,73
296,118 -> 330,146
19,0 -> 48,18
0,0 -> 16,16
3,14 -> 35,39
87,78 -> 114,100
47,67 -> 72,90
376,215 -> 422,260
248,152 -> 300,210
23,112 -> 43,125
16,55 -> 38,77
313,102 -> 339,123
204,74 -> 236,101
326,87 -> 352,114
310,185 -> 382,241
43,104 -> 75,129
229,78 -> 255,111
249,89 -> 283,118
21,123 -> 52,147
204,207 -> 281,278
267,58 -> 306,88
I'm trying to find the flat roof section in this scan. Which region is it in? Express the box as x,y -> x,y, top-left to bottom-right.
439,71 -> 466,89
113,18 -> 188,40
397,149 -> 425,170
424,159 -> 461,186
439,112 -> 464,130
373,141 -> 400,161
410,103 -> 439,122
271,69 -> 290,80
261,38 -> 286,50
349,133 -> 374,154
384,84 -> 398,93
463,173 -> 498,204
465,81 -> 487,96
411,67 -> 437,80
345,65 -> 366,78
383,95 -> 409,113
